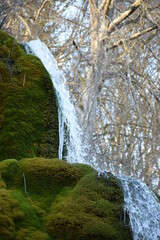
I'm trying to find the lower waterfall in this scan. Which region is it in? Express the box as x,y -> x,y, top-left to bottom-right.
25,40 -> 160,240
117,175 -> 160,240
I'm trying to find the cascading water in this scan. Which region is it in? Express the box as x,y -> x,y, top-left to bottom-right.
25,40 -> 85,163
25,40 -> 160,240
117,175 -> 160,240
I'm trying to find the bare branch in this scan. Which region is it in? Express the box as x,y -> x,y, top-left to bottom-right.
104,0 -> 113,18
35,0 -> 52,20
89,0 -> 98,11
106,25 -> 158,49
17,15 -> 32,36
107,0 -> 142,33
99,0 -> 111,13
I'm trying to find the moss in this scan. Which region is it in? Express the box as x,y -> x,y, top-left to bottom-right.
0,215 -> 15,240
0,157 -> 132,239
47,172 -> 132,240
0,180 -> 7,188
0,30 -> 59,160
16,228 -> 50,240
0,189 -> 23,240
0,185 -> 50,239
0,30 -> 24,60
10,190 -> 41,229
18,157 -> 95,197
0,159 -> 19,188
0,59 -> 11,82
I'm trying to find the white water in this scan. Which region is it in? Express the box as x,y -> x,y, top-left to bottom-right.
25,40 -> 85,163
117,175 -> 160,240
24,40 -> 160,240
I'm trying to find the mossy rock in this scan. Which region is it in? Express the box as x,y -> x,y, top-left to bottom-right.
18,157 -> 94,198
0,157 -> 132,239
46,172 -> 131,240
0,30 -> 59,160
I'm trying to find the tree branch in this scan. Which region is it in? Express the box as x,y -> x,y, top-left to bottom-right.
17,15 -> 32,36
106,25 -> 157,50
35,0 -> 52,20
99,0 -> 111,13
107,0 -> 142,33
89,0 -> 98,34
89,0 -> 98,11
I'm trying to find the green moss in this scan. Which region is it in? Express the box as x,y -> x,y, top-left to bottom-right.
0,189 -> 23,240
16,228 -> 50,240
0,59 -> 10,82
10,190 -> 41,229
18,157 -> 95,197
0,30 -> 59,160
47,172 -> 131,240
0,215 -> 15,240
0,30 -> 24,59
0,187 -> 50,239
0,159 -> 19,188
0,157 -> 132,239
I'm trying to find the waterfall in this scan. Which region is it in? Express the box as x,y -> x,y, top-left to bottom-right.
117,175 -> 160,240
25,40 -> 160,240
25,40 -> 85,163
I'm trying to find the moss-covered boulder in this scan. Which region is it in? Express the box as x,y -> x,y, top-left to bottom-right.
0,157 -> 132,240
0,30 -> 59,160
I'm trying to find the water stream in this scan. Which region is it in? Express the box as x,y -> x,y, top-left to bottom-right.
25,40 -> 85,163
25,40 -> 160,240
117,175 -> 160,240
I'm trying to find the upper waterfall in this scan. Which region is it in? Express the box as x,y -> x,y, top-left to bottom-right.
25,40 -> 86,163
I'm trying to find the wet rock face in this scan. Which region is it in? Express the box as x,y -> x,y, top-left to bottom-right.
0,30 -> 59,160
0,157 -> 132,240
